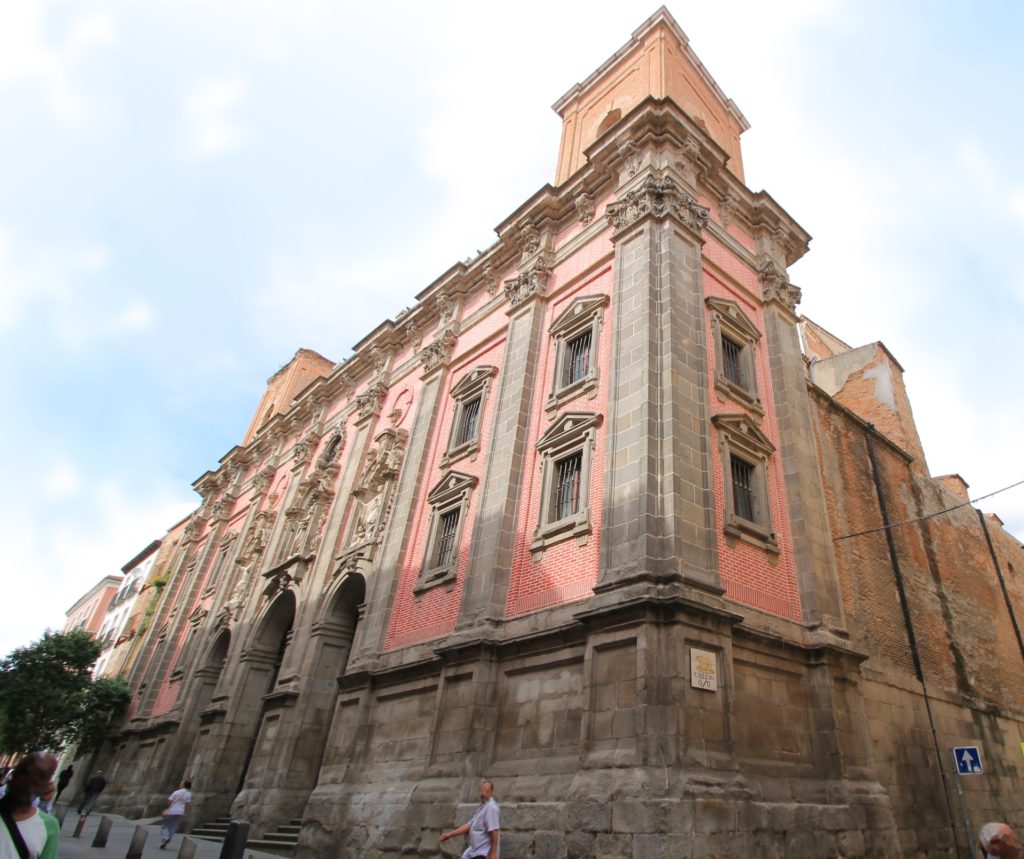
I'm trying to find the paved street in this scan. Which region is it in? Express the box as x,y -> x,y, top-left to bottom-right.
54,808 -> 289,859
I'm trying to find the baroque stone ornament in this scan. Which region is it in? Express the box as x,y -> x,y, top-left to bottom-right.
355,381 -> 388,421
182,516 -> 205,544
418,327 -> 458,373
369,346 -> 390,378
575,192 -> 595,227
504,258 -> 551,309
605,174 -> 710,236
252,465 -> 276,495
347,427 -> 407,550
518,224 -> 541,256
482,263 -> 500,297
435,293 -> 458,326
718,192 -> 739,228
757,259 -> 802,312
619,139 -> 642,176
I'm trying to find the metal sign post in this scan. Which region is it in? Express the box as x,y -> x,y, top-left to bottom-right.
952,746 -> 983,859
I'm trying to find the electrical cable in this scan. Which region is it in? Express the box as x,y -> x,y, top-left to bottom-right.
834,477 -> 1024,541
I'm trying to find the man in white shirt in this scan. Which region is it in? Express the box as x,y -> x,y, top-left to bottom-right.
159,780 -> 192,849
439,780 -> 499,859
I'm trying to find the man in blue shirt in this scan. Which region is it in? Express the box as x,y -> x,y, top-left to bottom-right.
439,780 -> 500,859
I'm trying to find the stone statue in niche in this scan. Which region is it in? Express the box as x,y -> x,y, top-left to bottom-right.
346,427 -> 407,550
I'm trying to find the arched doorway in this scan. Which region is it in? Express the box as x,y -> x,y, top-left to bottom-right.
236,592 -> 296,794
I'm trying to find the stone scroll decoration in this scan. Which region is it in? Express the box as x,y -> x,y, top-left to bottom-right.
504,256 -> 551,309
336,427 -> 408,576
605,174 -> 710,236
355,381 -> 389,423
757,259 -> 802,313
418,326 -> 459,374
275,468 -> 338,566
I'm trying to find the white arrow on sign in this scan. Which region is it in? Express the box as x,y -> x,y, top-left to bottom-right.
960,749 -> 981,773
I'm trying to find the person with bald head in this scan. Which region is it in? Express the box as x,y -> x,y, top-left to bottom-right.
980,823 -> 1022,859
0,752 -> 59,859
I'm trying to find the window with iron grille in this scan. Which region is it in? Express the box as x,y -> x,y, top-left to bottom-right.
547,295 -> 608,414
730,455 -> 756,522
712,413 -> 777,553
444,367 -> 496,465
419,470 -> 477,589
706,297 -> 761,414
562,331 -> 592,388
434,509 -> 460,568
721,335 -> 744,389
453,396 -> 481,448
552,451 -> 583,521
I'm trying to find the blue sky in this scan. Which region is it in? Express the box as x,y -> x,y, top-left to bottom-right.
2,0 -> 1022,658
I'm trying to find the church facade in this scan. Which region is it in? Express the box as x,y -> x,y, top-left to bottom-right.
96,10 -> 1024,858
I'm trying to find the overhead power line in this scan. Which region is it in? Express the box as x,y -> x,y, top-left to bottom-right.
834,477 -> 1024,542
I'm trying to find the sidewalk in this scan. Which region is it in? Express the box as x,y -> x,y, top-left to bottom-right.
54,809 -> 290,859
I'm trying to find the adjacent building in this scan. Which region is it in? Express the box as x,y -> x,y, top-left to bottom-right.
90,10 -> 1024,858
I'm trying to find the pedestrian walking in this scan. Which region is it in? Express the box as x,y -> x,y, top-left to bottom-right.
439,780 -> 500,859
159,780 -> 192,849
76,771 -> 106,816
53,767 -> 72,804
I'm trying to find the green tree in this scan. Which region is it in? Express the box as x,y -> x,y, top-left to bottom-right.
0,630 -> 131,755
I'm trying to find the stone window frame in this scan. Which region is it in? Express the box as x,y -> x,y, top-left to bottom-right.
416,470 -> 478,593
441,366 -> 496,467
546,295 -> 609,415
712,413 -> 778,553
706,296 -> 763,416
531,411 -> 602,553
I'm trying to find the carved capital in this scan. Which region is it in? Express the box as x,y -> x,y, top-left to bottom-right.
718,192 -> 739,228
418,326 -> 459,373
355,381 -> 388,422
504,258 -> 551,309
182,516 -> 205,544
252,465 -> 276,495
757,259 -> 802,313
618,139 -> 642,177
605,174 -> 709,236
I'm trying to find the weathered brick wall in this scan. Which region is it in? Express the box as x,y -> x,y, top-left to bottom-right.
813,387 -> 1024,853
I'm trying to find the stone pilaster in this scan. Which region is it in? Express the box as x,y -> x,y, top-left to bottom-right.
599,172 -> 718,590
456,292 -> 546,627
758,260 -> 847,633
349,369 -> 447,663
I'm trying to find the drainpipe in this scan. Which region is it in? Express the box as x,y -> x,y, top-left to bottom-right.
976,509 -> 1024,663
863,425 -> 965,858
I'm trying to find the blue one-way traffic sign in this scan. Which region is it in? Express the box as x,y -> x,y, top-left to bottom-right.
953,746 -> 983,775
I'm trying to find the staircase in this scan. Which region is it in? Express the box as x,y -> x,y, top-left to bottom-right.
190,817 -> 303,857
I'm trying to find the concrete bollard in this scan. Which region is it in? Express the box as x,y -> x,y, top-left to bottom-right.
217,821 -> 249,859
91,815 -> 114,847
177,838 -> 197,859
125,824 -> 148,859
72,816 -> 87,838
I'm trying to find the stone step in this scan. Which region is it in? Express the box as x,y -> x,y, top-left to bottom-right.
246,839 -> 296,857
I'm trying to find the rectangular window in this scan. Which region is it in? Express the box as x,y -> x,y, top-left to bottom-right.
730,456 -> 756,522
721,335 -> 744,389
454,396 -> 481,447
562,330 -> 592,388
434,509 -> 460,568
552,451 -> 583,521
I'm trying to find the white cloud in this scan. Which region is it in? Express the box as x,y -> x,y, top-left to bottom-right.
183,77 -> 249,158
42,460 -> 83,501
0,4 -> 115,126
0,478 -> 196,659
113,302 -> 155,332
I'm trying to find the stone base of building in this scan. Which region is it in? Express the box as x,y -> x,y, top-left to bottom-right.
298,769 -> 901,859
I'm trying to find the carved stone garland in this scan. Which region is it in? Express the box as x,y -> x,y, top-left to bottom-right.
757,259 -> 802,313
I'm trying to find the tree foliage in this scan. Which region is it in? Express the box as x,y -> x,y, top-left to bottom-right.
0,630 -> 131,755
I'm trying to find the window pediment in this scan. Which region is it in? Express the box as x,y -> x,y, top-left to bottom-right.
450,365 -> 497,400
550,294 -> 609,338
537,412 -> 602,455
427,470 -> 478,507
705,296 -> 761,343
711,413 -> 774,459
